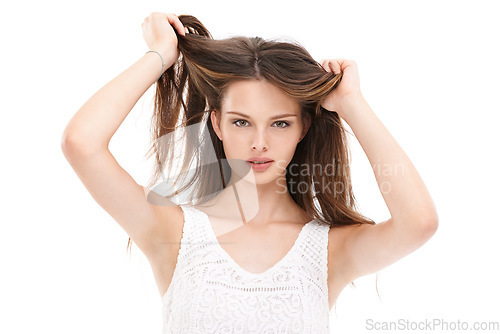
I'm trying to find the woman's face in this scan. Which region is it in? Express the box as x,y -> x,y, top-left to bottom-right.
210,79 -> 310,184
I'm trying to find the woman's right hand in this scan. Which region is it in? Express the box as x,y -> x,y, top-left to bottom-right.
141,12 -> 187,69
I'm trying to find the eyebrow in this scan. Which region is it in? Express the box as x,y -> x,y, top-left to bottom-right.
225,111 -> 298,120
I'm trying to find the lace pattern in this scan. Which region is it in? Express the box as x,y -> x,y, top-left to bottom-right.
161,204 -> 331,333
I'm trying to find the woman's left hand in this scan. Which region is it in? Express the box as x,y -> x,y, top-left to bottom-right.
319,59 -> 363,119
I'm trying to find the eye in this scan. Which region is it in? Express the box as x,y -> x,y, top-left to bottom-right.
231,119 -> 290,128
232,119 -> 249,127
274,121 -> 290,128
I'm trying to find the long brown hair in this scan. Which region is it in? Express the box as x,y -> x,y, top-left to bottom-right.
127,15 -> 377,295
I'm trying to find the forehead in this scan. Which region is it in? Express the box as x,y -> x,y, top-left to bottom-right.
221,80 -> 300,116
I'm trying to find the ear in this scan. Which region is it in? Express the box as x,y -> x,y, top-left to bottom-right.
299,113 -> 311,142
210,109 -> 223,141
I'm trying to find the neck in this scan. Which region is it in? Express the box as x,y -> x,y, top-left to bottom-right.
214,172 -> 298,224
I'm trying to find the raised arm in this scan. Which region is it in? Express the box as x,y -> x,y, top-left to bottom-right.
62,12 -> 185,150
320,59 -> 439,284
60,13 -> 186,258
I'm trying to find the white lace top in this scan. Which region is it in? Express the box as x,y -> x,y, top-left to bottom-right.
161,204 -> 332,333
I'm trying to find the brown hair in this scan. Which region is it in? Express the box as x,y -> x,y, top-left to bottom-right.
127,15 -> 378,297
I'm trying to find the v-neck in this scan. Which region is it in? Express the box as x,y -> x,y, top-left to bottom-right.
189,205 -> 315,277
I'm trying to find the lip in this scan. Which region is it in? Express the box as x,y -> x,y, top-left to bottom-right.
246,157 -> 274,163
246,157 -> 274,171
247,160 -> 273,171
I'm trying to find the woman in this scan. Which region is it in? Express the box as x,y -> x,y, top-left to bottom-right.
61,12 -> 439,333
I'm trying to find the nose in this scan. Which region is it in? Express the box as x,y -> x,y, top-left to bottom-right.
251,130 -> 268,151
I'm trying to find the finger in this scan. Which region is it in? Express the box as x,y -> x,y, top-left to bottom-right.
320,59 -> 331,72
327,60 -> 340,74
336,58 -> 352,71
345,59 -> 357,68
166,13 -> 185,36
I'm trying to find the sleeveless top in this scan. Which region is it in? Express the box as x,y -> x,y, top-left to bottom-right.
161,204 -> 332,334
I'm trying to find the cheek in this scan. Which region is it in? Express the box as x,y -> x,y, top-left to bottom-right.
280,142 -> 300,162
274,130 -> 303,151
221,139 -> 244,156
220,126 -> 247,145
219,128 -> 244,157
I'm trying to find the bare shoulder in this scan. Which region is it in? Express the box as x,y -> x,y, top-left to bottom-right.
328,223 -> 360,252
141,186 -> 184,226
141,187 -> 186,260
154,204 -> 185,240
141,199 -> 188,295
328,216 -> 437,285
327,223 -> 362,285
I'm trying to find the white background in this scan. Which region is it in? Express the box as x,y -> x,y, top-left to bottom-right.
1,0 -> 499,333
